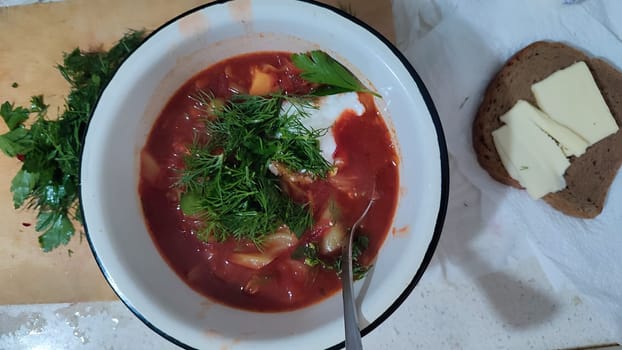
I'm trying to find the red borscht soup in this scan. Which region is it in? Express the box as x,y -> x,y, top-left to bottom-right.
139,51 -> 398,312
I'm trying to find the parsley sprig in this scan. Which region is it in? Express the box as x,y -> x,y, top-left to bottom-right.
176,92 -> 332,245
291,50 -> 380,97
0,31 -> 145,251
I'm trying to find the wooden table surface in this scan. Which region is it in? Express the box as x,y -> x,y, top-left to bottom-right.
0,0 -> 394,304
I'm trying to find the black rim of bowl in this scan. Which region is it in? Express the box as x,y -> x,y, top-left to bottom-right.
79,0 -> 450,349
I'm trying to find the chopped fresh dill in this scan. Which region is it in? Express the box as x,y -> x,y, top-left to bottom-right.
176,92 -> 332,245
293,235 -> 371,280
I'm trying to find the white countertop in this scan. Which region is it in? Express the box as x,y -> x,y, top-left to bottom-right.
1,0 -> 621,349
0,257 -> 617,349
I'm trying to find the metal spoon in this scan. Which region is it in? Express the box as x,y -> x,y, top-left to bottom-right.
341,189 -> 376,350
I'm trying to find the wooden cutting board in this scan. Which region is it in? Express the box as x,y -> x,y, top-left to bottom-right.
0,0 -> 394,305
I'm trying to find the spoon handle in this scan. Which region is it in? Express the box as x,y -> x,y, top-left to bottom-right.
342,241 -> 363,350
342,191 -> 375,350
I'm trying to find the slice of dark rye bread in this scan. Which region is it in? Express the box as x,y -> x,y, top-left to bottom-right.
473,41 -> 622,218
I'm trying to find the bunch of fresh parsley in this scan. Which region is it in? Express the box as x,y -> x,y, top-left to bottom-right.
0,31 -> 145,251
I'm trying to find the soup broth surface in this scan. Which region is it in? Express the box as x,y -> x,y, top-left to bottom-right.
139,52 -> 399,312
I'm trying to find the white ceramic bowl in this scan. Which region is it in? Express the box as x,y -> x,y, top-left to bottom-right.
81,0 -> 449,348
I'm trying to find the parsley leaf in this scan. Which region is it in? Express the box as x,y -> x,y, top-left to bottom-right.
0,30 -> 145,251
0,127 -> 31,157
10,169 -> 38,208
36,211 -> 73,252
291,50 -> 380,97
0,102 -> 30,130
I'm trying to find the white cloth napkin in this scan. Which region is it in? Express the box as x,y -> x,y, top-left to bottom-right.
393,0 -> 622,339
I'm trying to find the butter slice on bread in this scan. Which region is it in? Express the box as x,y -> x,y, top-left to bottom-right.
473,41 -> 622,218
